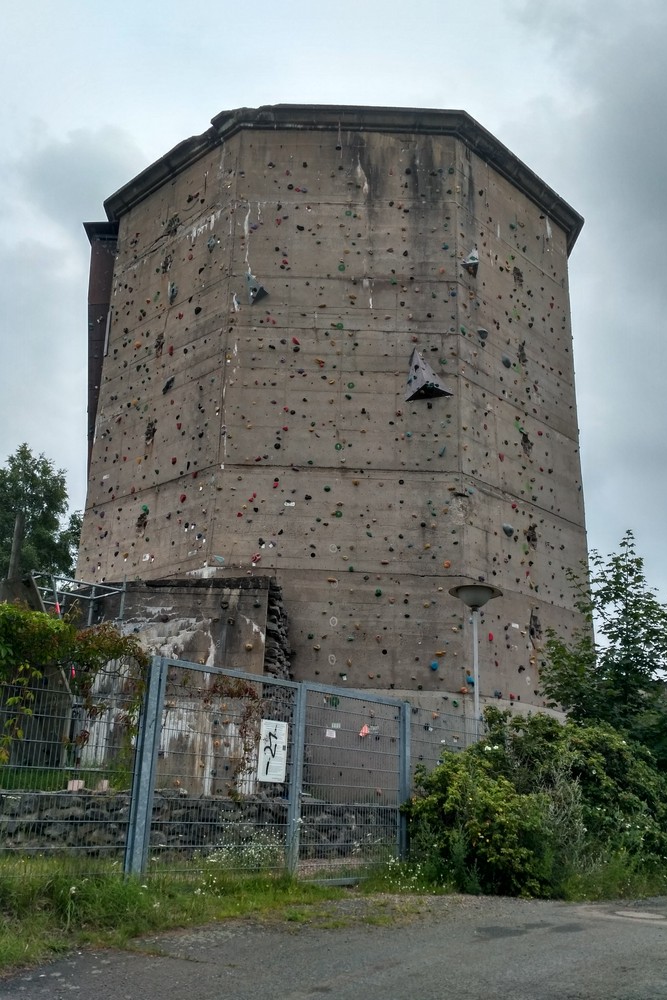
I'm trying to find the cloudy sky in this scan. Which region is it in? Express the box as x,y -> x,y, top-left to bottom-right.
2,0 -> 666,594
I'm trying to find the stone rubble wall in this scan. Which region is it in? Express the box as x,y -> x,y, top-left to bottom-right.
0,789 -> 397,860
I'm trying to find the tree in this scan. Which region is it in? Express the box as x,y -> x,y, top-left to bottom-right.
541,531 -> 667,760
0,444 -> 81,578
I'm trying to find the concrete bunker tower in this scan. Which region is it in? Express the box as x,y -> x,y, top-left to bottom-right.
79,105 -> 587,708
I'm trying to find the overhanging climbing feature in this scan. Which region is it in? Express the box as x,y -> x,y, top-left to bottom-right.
404,348 -> 453,401
246,272 -> 267,304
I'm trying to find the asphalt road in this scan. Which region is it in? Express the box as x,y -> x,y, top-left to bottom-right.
2,893 -> 667,1000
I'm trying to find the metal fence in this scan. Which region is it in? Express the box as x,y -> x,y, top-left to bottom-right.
0,655 -> 480,877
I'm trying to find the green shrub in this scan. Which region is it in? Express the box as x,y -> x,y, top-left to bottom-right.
406,709 -> 667,899
407,753 -> 555,897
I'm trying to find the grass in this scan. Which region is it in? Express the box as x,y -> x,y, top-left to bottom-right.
0,765 -> 132,792
0,856 -> 346,975
559,850 -> 667,902
4,848 -> 667,978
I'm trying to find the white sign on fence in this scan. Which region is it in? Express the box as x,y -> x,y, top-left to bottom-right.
257,719 -> 288,783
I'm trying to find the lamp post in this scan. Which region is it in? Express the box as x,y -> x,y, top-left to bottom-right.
449,583 -> 503,739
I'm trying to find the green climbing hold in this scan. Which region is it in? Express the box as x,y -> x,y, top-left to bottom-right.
335,443 -> 343,451
334,510 -> 343,518
324,485 -> 331,491
141,504 -> 149,513
347,382 -> 355,389
335,322 -> 344,330
375,588 -> 382,597
338,264 -> 346,272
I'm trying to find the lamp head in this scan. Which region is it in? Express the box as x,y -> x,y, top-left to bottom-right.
449,583 -> 503,609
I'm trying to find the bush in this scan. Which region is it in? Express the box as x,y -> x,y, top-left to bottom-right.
405,709 -> 667,899
407,752 -> 555,897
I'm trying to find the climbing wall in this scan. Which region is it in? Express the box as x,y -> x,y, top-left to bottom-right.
78,107 -> 587,708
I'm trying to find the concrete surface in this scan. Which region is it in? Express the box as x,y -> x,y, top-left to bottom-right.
3,893 -> 667,1000
79,104 -> 588,707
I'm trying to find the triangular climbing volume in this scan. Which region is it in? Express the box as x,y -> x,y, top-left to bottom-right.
404,348 -> 453,401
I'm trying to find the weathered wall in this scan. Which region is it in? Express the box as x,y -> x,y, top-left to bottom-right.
78,107 -> 587,708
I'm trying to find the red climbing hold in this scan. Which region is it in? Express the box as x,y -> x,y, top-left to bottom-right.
179,494 -> 187,503
292,336 -> 300,345
488,632 -> 494,641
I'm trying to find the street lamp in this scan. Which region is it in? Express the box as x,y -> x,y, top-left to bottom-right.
449,583 -> 503,739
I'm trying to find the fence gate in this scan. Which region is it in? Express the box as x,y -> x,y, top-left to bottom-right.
124,658 -> 411,877
125,657 -> 302,875
297,684 -> 410,876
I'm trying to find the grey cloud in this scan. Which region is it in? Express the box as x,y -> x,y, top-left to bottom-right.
13,126 -> 145,233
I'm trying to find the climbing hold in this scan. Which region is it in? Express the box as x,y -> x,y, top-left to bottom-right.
430,661 -> 439,671
404,348 -> 452,401
246,272 -> 268,304
461,249 -> 479,277
501,355 -> 512,368
488,632 -> 494,641
502,524 -> 514,537
375,588 -> 382,597
179,494 -> 187,503
162,376 -> 175,394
